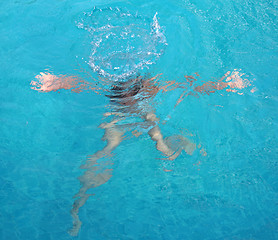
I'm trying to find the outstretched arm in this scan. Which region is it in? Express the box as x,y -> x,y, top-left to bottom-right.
31,72 -> 98,93
193,70 -> 250,95
175,70 -> 253,106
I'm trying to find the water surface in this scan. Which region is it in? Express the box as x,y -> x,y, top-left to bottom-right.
0,0 -> 278,239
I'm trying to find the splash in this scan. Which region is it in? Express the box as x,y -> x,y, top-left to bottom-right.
76,7 -> 167,84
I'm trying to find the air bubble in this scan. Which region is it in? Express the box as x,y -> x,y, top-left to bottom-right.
76,7 -> 167,83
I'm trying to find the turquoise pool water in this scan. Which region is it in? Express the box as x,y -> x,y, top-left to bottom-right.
1,0 -> 278,239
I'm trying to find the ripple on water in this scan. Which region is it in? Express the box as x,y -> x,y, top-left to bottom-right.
76,7 -> 167,85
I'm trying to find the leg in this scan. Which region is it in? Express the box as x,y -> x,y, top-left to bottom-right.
148,125 -> 178,159
68,120 -> 124,236
146,113 -> 196,160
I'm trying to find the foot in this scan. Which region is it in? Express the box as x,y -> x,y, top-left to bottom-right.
68,218 -> 82,236
165,135 -> 196,155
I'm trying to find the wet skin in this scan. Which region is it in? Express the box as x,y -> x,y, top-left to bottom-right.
31,70 -> 251,236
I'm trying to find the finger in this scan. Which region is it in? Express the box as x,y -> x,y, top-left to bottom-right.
30,80 -> 40,86
31,86 -> 41,91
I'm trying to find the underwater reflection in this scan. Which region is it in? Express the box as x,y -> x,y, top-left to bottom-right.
31,68 -> 254,235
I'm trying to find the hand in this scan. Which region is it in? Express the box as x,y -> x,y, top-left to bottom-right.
31,72 -> 60,92
226,71 -> 246,89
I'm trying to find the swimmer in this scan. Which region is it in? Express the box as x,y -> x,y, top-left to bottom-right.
31,69 -> 250,236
